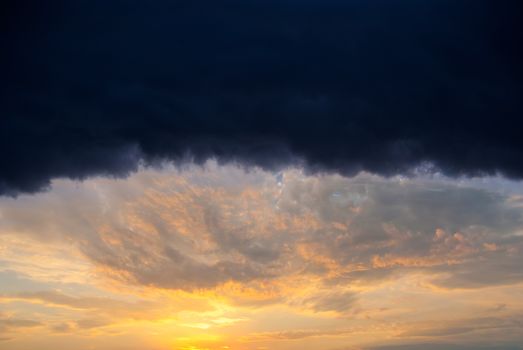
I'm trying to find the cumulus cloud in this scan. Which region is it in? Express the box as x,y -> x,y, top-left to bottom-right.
1,163 -> 522,295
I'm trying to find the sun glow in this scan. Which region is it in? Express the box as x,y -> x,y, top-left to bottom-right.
1,164 -> 523,349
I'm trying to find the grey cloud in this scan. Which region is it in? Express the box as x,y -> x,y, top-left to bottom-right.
51,322 -> 74,333
250,327 -> 356,340
323,268 -> 398,287
129,246 -> 269,289
51,319 -> 110,333
397,315 -> 523,343
288,175 -> 523,288
1,290 -> 158,318
362,316 -> 523,350
0,318 -> 41,332
335,183 -> 520,260
302,291 -> 357,313
75,318 -> 110,330
429,249 -> 523,289
367,344 -> 523,350
5,290 -> 137,310
1,166 -> 523,291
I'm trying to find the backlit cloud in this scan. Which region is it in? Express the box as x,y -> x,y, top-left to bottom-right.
1,162 -> 523,349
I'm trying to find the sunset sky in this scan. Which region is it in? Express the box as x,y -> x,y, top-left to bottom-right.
1,1 -> 523,350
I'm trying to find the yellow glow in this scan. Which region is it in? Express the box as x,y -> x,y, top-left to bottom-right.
1,165 -> 523,349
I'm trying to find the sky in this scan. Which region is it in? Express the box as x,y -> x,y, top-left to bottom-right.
1,1 -> 523,350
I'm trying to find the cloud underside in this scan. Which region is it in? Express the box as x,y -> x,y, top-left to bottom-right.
1,0 -> 523,195
1,163 -> 523,348
2,163 -> 522,297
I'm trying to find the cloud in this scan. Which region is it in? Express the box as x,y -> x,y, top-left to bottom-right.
429,251 -> 523,289
358,315 -> 523,350
1,164 -> 523,293
0,289 -> 212,322
1,1 -> 522,195
2,164 -> 523,348
51,319 -> 110,333
399,315 -> 523,338
248,327 -> 356,341
301,291 -> 357,313
0,317 -> 41,333
367,344 -> 523,350
1,290 -> 149,312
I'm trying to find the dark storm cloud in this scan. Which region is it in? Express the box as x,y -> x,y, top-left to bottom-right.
1,0 -> 522,194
